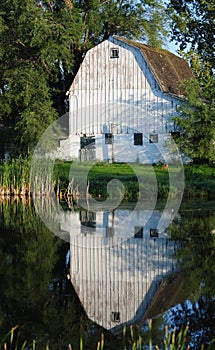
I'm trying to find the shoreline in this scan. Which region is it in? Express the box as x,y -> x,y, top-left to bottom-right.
0,160 -> 215,201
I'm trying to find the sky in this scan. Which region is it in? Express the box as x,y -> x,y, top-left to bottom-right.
167,40 -> 180,55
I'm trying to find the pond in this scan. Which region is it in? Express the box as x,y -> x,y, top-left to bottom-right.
0,198 -> 214,349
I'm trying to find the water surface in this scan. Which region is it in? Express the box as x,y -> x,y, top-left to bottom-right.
0,199 -> 214,348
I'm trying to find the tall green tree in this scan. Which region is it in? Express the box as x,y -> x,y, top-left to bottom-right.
167,1 -> 215,164
0,0 -> 81,154
167,0 -> 215,66
75,0 -> 167,48
173,53 -> 215,165
0,0 -> 168,155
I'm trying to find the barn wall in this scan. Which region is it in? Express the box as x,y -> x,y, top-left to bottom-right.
69,38 -> 180,136
59,132 -> 175,164
57,38 -> 183,163
94,133 -> 173,163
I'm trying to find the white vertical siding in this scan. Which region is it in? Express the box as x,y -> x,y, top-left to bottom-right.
58,37 -> 183,163
69,39 -> 180,136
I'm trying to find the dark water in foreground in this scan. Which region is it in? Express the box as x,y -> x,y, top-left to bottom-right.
0,199 -> 214,349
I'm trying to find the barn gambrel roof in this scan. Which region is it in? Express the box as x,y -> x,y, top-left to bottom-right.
113,36 -> 193,97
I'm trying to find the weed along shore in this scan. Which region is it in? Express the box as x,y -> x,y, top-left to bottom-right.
0,158 -> 215,201
0,158 -> 31,198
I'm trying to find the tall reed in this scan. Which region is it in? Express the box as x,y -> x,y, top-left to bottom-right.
0,157 -> 30,197
0,157 -> 57,198
1,323 -> 214,349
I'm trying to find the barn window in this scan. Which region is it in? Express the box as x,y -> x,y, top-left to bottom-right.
134,226 -> 143,238
111,312 -> 120,322
110,48 -> 119,58
150,228 -> 159,238
134,133 -> 143,145
106,227 -> 114,237
149,133 -> 158,143
105,133 -> 113,144
80,136 -> 96,161
80,136 -> 95,149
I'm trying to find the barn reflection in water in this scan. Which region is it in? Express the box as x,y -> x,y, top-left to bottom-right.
58,206 -> 179,331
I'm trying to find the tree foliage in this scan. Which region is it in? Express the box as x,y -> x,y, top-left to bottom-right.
173,53 -> 215,165
75,0 -> 168,48
0,0 -> 167,155
0,0 -> 82,154
167,1 -> 215,165
167,0 -> 215,66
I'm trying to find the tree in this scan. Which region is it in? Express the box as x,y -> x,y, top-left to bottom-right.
0,0 -> 81,154
167,1 -> 215,165
167,0 -> 215,66
173,53 -> 215,165
75,0 -> 168,48
0,0 -> 168,155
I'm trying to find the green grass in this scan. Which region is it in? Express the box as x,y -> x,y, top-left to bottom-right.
53,161 -> 182,201
183,165 -> 215,200
0,159 -> 215,200
53,161 -> 215,201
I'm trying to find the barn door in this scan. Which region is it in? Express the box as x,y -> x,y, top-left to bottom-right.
80,136 -> 96,161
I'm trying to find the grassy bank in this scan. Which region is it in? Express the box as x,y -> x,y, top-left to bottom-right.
183,165 -> 215,200
53,161 -> 215,201
0,159 -> 215,201
54,161 -> 182,201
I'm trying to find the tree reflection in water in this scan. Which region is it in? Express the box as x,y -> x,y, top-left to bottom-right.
0,199 -> 87,349
164,206 -> 215,348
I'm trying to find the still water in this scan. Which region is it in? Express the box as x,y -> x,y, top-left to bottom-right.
0,199 -> 214,349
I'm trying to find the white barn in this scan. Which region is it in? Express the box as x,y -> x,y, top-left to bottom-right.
60,36 -> 192,164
